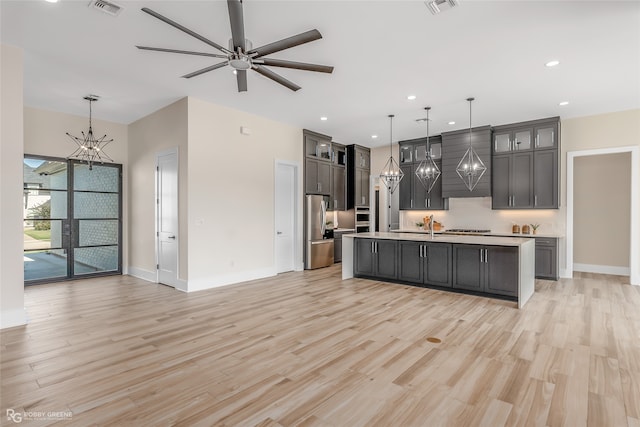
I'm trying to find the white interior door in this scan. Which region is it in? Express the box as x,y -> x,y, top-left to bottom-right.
275,163 -> 296,273
156,149 -> 179,287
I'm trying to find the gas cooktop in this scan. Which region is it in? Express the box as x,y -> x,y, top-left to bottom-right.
443,229 -> 492,235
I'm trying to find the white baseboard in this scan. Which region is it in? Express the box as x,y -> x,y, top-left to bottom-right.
560,268 -> 572,279
127,266 -> 157,283
187,267 -> 277,293
175,279 -> 188,292
1,308 -> 27,329
573,263 -> 630,276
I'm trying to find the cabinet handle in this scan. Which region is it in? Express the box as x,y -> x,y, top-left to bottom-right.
362,196 -> 365,205
512,196 -> 515,206
335,199 -> 338,208
411,199 -> 413,208
535,134 -> 539,147
480,249 -> 484,263
375,242 -> 378,253
484,249 -> 488,263
534,195 -> 538,207
424,246 -> 428,261
427,198 -> 431,208
419,245 -> 423,258
371,241 -> 374,253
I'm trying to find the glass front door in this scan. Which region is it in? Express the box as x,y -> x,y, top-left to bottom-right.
23,155 -> 122,284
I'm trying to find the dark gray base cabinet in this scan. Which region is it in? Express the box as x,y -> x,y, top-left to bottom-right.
397,241 -> 452,287
452,245 -> 518,297
535,237 -> 558,280
354,238 -> 397,280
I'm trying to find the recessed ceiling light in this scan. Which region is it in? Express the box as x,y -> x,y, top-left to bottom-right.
545,60 -> 560,67
232,70 -> 237,75
407,95 -> 417,101
320,117 -> 328,121
559,101 -> 569,106
448,121 -> 456,125
45,0 -> 58,2
371,135 -> 378,139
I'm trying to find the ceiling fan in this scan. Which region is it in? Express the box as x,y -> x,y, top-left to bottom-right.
136,0 -> 334,92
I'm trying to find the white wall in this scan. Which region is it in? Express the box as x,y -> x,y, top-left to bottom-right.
186,97 -> 302,291
1,44 -> 26,329
128,98 -> 188,286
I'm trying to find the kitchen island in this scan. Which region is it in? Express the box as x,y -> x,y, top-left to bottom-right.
342,232 -> 535,308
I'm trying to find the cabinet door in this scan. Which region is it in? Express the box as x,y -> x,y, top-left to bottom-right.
399,165 -> 413,210
356,148 -> 370,169
427,161 -> 447,210
535,125 -> 557,149
355,169 -> 370,207
512,152 -> 533,208
354,238 -> 375,276
398,241 -> 422,283
332,166 -> 345,211
452,245 -> 483,291
492,155 -> 511,209
513,129 -> 532,151
485,246 -> 518,297
424,243 -> 452,287
305,159 -> 320,194
400,145 -> 414,164
334,234 -> 343,263
375,240 -> 397,279
305,134 -> 331,160
318,161 -> 331,196
533,150 -> 558,208
535,240 -> 557,280
494,132 -> 512,153
413,165 -> 429,210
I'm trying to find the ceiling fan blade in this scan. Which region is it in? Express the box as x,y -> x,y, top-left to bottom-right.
181,62 -> 229,79
248,29 -> 322,58
236,70 -> 248,92
141,7 -> 232,55
258,58 -> 333,74
227,0 -> 245,51
252,65 -> 301,91
136,46 -> 227,59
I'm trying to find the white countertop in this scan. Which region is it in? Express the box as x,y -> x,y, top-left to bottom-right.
343,231 -> 534,247
391,229 -> 564,239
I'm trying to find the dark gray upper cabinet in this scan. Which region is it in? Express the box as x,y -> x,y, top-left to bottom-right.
347,145 -> 371,209
398,137 -> 448,211
491,117 -> 559,209
304,131 -> 332,161
441,126 -> 492,198
452,244 -> 518,297
305,158 -> 331,196
492,152 -> 533,209
397,241 -> 452,287
331,165 -> 346,211
533,150 -> 558,208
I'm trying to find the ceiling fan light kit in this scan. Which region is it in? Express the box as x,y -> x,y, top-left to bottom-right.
456,97 -> 487,191
137,0 -> 334,92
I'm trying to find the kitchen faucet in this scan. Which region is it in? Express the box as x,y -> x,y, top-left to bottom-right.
430,214 -> 434,239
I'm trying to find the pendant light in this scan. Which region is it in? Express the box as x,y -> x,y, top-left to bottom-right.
379,114 -> 404,194
456,97 -> 486,191
415,106 -> 440,193
66,95 -> 114,170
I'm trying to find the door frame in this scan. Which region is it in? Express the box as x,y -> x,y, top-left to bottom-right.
566,145 -> 639,285
155,147 -> 181,287
274,159 -> 302,272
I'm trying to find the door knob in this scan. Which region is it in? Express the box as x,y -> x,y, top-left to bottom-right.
168,235 -> 176,239
277,231 -> 283,235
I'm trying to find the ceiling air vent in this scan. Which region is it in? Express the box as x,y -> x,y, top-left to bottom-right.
425,0 -> 459,15
88,0 -> 123,17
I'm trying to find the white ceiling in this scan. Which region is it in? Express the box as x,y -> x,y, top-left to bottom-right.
2,0 -> 639,147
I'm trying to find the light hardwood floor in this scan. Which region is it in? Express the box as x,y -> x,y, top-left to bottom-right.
1,266 -> 639,426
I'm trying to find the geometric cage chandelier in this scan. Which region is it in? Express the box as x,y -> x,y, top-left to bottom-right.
455,97 -> 487,191
66,95 -> 114,170
379,114 -> 404,194
415,106 -> 441,193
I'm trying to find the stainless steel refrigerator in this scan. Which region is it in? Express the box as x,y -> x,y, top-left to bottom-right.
305,195 -> 334,269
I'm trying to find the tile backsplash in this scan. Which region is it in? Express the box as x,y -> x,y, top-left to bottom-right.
400,197 -> 564,235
